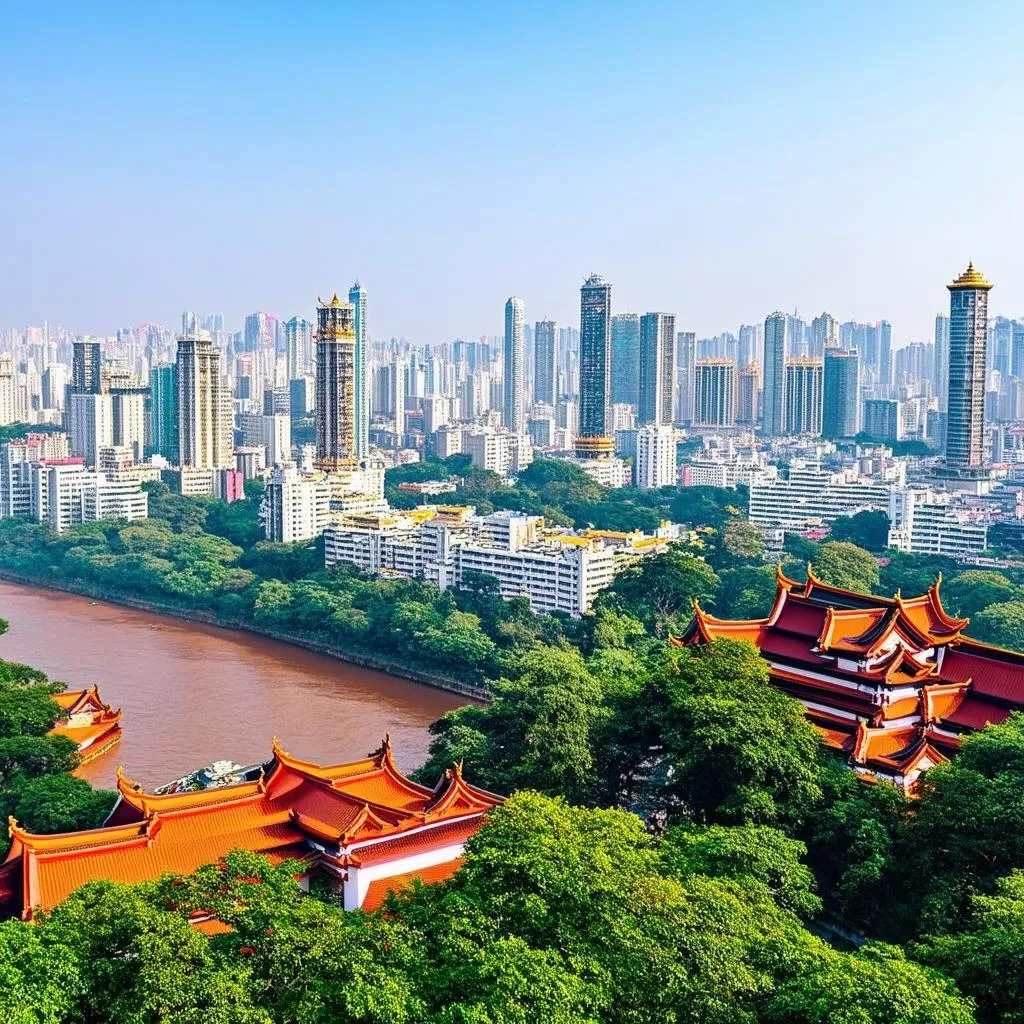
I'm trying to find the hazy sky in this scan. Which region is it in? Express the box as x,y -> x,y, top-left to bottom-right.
2,1 -> 1023,345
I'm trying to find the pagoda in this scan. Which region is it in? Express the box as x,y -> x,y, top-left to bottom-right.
48,686 -> 122,763
675,566 -> 1024,790
0,736 -> 502,921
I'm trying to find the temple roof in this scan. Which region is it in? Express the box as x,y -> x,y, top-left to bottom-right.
677,570 -> 1024,787
3,737 -> 503,919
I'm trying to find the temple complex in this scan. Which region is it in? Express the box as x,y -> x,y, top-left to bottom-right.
0,736 -> 502,921
48,685 -> 122,763
676,567 -> 1024,790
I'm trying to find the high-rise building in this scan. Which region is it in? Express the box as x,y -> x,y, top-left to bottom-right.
737,363 -> 760,424
0,357 -> 14,427
863,399 -> 902,443
1012,321 -> 1024,381
737,323 -> 761,370
879,320 -> 892,398
675,331 -> 696,423
533,320 -> 557,408
68,393 -> 113,468
762,312 -> 787,436
110,388 -> 147,463
349,282 -> 369,460
285,316 -> 312,383
503,297 -> 526,434
244,312 -> 269,353
693,359 -> 736,427
148,364 -> 179,461
638,313 -> 676,426
822,349 -> 860,440
784,358 -> 823,436
177,333 -> 232,470
635,424 -> 677,489
810,312 -> 838,358
576,275 -> 613,458
314,295 -> 358,471
944,263 -> 993,473
610,313 -> 641,407
72,339 -> 102,395
935,313 -> 950,413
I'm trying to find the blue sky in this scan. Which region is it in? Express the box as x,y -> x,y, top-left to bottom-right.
1,1 -> 1022,344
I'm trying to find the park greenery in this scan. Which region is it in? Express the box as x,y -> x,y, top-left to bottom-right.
4,459 -> 1024,1017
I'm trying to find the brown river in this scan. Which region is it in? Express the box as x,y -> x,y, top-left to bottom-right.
0,581 -> 471,791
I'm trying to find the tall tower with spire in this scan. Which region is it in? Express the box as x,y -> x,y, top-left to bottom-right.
944,262 -> 993,474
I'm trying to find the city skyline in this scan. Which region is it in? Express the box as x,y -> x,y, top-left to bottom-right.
2,3 -> 1023,341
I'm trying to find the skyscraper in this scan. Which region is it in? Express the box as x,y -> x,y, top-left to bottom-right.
534,320 -> 557,408
822,349 -> 860,439
72,339 -> 102,395
879,320 -> 892,398
576,275 -> 613,458
638,313 -> 676,426
762,312 -> 787,436
315,295 -> 358,471
810,312 -> 838,358
737,323 -> 760,369
244,312 -> 269,353
285,316 -> 312,383
503,296 -> 526,434
944,263 -> 993,473
675,331 -> 696,423
610,313 -> 640,406
935,313 -> 950,413
349,282 -> 369,459
148,363 -> 179,460
784,358 -> 823,435
737,363 -> 760,424
693,359 -> 736,427
177,334 -> 232,469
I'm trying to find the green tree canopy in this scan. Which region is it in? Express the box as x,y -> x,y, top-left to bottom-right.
829,509 -> 891,552
811,541 -> 880,594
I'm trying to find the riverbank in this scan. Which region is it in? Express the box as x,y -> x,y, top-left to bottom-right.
0,568 -> 491,702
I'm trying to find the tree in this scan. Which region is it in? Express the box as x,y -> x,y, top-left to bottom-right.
0,920 -> 84,1024
414,646 -> 607,803
763,942 -> 975,1024
916,869 -> 1024,1024
716,564 -> 779,619
720,517 -> 766,563
649,640 -> 825,827
661,823 -> 822,917
970,601 -> 1024,651
2,774 -> 116,837
897,713 -> 1024,935
608,547 -> 720,634
829,509 -> 891,552
0,686 -> 63,738
811,541 -> 879,594
944,570 -> 1018,621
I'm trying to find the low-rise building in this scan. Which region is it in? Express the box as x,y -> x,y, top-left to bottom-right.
749,461 -> 891,530
323,507 -> 677,616
888,487 -> 989,558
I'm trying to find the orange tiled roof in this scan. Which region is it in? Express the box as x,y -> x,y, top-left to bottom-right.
48,685 -> 122,762
3,736 -> 503,920
360,858 -> 464,913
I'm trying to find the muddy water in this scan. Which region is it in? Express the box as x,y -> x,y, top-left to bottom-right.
0,581 -> 470,791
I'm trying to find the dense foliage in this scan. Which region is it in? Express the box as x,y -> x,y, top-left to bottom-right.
0,619 -> 115,858
3,463 -> 1024,1018
0,794 -> 977,1024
